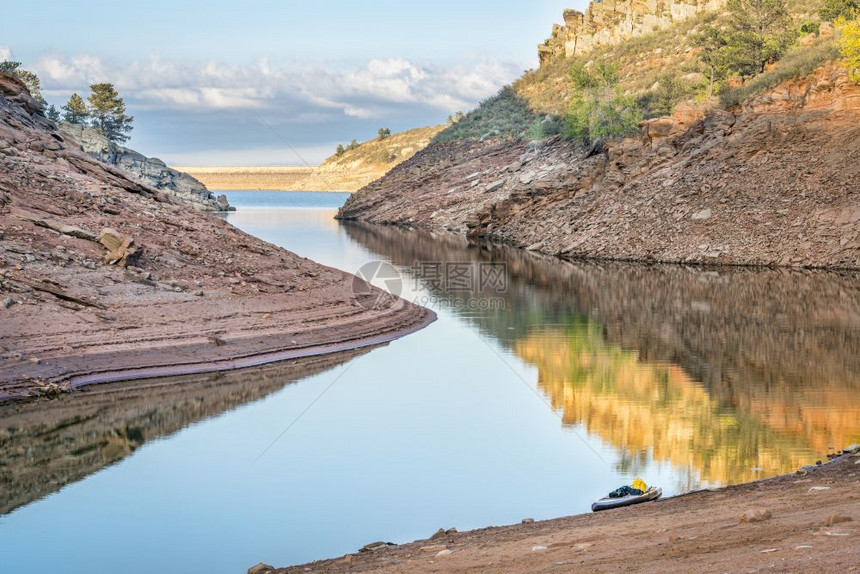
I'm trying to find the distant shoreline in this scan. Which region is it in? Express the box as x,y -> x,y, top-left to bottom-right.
173,165 -> 349,192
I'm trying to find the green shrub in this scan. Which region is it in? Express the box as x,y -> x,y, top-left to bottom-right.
720,39 -> 840,107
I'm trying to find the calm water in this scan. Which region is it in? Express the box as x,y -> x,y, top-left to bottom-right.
2,191 -> 859,573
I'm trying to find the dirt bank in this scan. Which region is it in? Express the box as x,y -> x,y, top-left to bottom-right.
0,73 -> 434,400
339,64 -> 860,270
279,449 -> 860,573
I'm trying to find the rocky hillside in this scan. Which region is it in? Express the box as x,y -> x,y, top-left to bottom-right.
339,2 -> 860,270
0,72 -> 433,398
60,123 -> 232,211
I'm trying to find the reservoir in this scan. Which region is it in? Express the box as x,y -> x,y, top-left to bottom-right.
2,191 -> 858,573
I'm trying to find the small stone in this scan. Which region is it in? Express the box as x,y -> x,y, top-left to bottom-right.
761,548 -> 778,553
808,486 -> 831,493
739,508 -> 772,523
208,336 -> 226,346
2,297 -> 15,309
825,515 -> 852,527
691,209 -> 713,221
193,290 -> 204,297
532,545 -> 548,552
522,518 -> 535,524
484,180 -> 505,193
29,357 -> 40,365
247,564 -> 274,574
435,549 -> 452,557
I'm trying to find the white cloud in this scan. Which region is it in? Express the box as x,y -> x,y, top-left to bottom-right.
0,46 -> 12,62
33,53 -> 522,117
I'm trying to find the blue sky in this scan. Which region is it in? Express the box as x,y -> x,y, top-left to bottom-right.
1,1 -> 589,164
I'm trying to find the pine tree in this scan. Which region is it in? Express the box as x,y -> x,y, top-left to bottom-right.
694,25 -> 731,97
87,83 -> 134,143
820,0 -> 858,21
61,93 -> 89,124
335,144 -> 346,156
377,127 -> 392,140
723,0 -> 794,76
45,104 -> 61,122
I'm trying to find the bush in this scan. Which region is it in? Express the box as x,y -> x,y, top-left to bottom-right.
564,62 -> 644,144
720,39 -> 841,107
841,18 -> 860,83
820,0 -> 858,21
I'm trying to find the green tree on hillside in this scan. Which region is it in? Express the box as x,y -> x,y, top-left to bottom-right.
820,0 -> 858,21
335,143 -> 346,156
88,83 -> 133,143
45,104 -> 61,122
694,25 -> 732,97
61,93 -> 89,124
377,127 -> 391,140
565,62 -> 642,143
0,60 -> 45,104
347,139 -> 359,151
723,0 -> 794,75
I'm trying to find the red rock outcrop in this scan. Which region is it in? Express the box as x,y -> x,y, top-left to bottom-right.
339,64 -> 860,269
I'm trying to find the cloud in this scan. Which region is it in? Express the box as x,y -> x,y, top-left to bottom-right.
32,53 -> 526,164
34,54 -> 522,117
0,46 -> 12,62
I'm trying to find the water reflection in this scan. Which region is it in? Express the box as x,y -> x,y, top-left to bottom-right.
343,222 -> 860,487
0,348 -> 373,515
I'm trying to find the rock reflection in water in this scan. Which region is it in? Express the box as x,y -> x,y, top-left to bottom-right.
344,222 -> 860,487
0,348 -> 373,515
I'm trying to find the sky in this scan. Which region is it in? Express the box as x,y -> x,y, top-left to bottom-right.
0,1 -> 589,165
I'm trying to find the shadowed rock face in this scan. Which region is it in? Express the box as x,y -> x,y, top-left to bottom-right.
344,222 -> 860,485
58,123 -> 231,212
0,347 -> 374,515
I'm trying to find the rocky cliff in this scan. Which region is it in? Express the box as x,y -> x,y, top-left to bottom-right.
539,0 -> 725,65
339,63 -> 860,269
59,123 -> 232,211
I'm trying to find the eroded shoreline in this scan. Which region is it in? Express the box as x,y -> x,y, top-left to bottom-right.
278,449 -> 860,573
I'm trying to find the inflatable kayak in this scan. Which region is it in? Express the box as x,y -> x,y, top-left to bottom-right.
591,486 -> 662,512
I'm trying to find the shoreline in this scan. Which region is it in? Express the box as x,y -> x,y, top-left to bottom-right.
0,306 -> 435,403
278,448 -> 860,573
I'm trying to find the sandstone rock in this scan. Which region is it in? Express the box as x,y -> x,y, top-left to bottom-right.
436,549 -> 453,557
825,515 -> 852,526
247,563 -> 274,574
98,228 -> 138,267
739,508 -> 772,523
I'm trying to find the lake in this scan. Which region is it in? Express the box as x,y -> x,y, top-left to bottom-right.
2,190 -> 858,574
